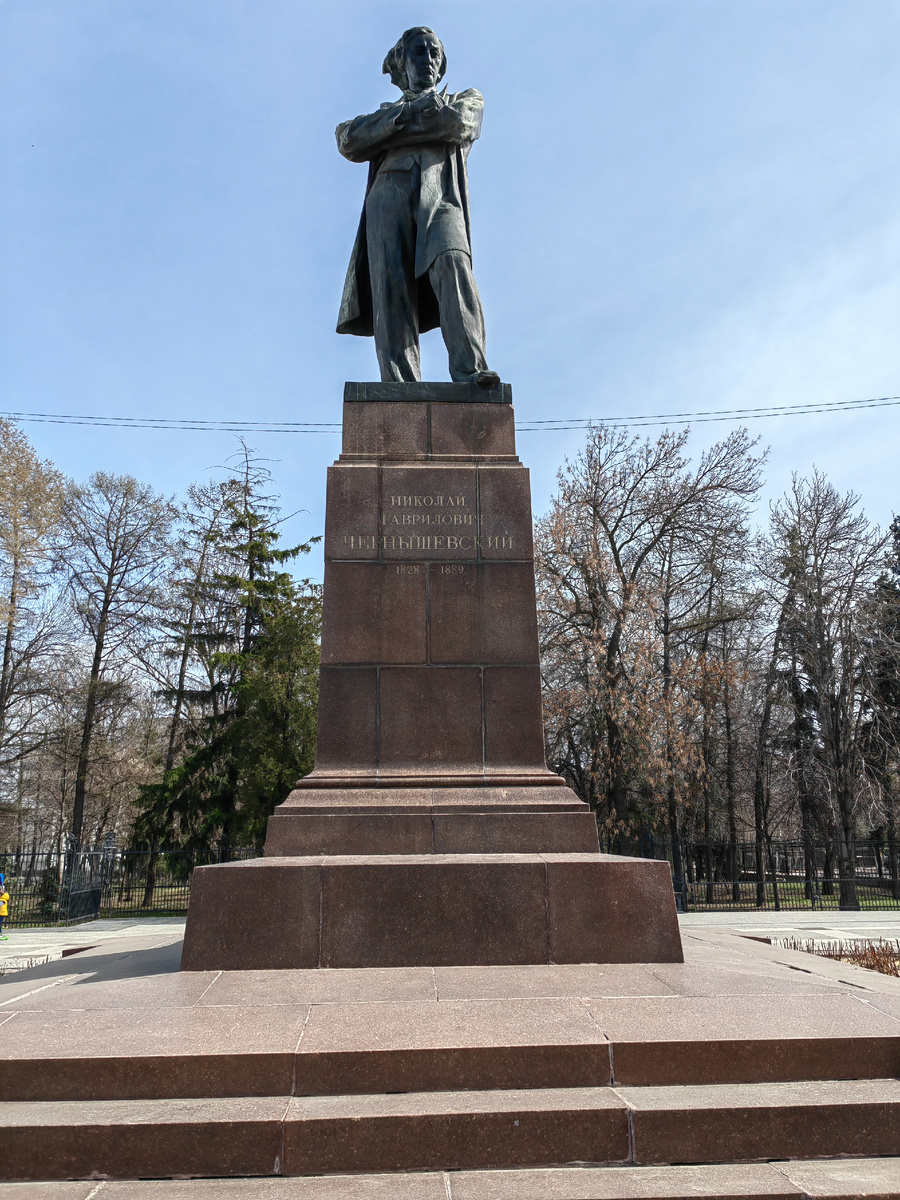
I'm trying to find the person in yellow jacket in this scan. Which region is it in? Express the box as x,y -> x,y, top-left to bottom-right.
0,873 -> 8,940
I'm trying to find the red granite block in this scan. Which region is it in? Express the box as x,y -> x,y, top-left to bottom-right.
324,465 -> 380,561
181,858 -> 321,971
0,1096 -> 287,1180
624,1078 -> 900,1165
341,401 -> 428,459
546,855 -> 683,963
314,667 -> 377,771
380,466 -> 477,560
429,563 -> 539,664
199,967 -> 435,1007
294,997 -> 610,1095
430,403 -> 516,457
378,667 -> 483,771
0,1005 -> 305,1100
780,1157 -> 900,1197
447,1163 -> 804,1199
432,811 -> 599,854
321,562 -> 426,665
266,811 -> 435,856
433,963 -> 676,1001
319,856 -> 550,968
590,993 -> 900,1085
283,1087 -> 629,1175
484,666 -> 548,769
477,466 -> 534,560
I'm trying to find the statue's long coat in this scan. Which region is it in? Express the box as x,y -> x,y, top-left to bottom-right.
335,88 -> 483,337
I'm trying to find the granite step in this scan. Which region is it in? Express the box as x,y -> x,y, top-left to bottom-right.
3,987 -> 899,1102
2,1080 -> 900,1180
6,1159 -> 898,1197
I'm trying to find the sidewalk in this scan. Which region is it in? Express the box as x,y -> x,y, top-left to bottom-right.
0,917 -> 186,975
680,909 -> 900,943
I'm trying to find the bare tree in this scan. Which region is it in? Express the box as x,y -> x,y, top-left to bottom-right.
761,471 -> 889,908
0,420 -> 66,768
62,473 -> 174,846
536,423 -> 763,886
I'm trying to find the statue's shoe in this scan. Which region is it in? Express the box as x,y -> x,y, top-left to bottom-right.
474,370 -> 501,389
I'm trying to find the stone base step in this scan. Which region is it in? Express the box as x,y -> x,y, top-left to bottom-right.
3,1080 -> 900,1181
180,854 -> 683,971
10,1159 -> 900,1198
265,802 -> 599,856
5,983 -> 900,1103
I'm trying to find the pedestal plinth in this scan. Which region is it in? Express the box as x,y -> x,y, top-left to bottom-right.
182,382 -> 682,970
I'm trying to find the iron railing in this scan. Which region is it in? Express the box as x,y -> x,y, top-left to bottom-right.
0,844 -> 261,927
2,836 -> 898,925
598,833 -> 900,911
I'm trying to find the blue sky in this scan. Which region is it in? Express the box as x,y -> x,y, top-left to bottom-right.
1,0 -> 898,577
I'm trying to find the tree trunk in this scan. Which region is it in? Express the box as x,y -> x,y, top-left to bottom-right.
887,809 -> 900,901
836,810 -> 859,910
822,843 -> 835,897
71,588 -> 113,847
767,838 -> 781,911
723,680 -> 740,901
0,559 -> 19,743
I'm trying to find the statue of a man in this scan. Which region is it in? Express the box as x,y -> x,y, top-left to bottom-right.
335,27 -> 499,388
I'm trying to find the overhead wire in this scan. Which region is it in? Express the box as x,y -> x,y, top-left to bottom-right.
0,393 -> 896,435
516,394 -> 900,431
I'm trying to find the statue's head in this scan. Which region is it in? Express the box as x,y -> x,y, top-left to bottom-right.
383,27 -> 446,93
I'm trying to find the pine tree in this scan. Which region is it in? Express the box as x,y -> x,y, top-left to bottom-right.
135,449 -> 321,850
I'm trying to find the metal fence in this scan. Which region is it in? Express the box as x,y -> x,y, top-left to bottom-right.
0,844 -> 262,927
2,835 -> 899,926
599,832 -> 900,912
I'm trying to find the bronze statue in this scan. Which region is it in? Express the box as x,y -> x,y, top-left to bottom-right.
336,27 -> 499,387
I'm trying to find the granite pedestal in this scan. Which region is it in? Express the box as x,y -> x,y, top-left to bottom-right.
182,383 -> 683,970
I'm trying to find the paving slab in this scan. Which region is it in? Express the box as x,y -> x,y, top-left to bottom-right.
0,920 -> 186,975
618,1078 -> 900,1164
0,1187 -> 101,1199
199,966 -> 436,1006
679,928 -> 900,994
447,1162 -> 802,1198
284,1086 -> 630,1174
433,964 -> 676,1000
0,942 -> 186,1008
777,1156 -> 900,1196
679,911 -> 900,941
99,1179 -> 448,1199
642,961 -> 847,996
3,970 -> 218,1010
295,997 -> 610,1093
2,1161 -> 899,1199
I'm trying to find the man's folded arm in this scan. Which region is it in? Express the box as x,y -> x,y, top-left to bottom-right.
335,104 -> 408,162
445,88 -> 484,143
336,89 -> 484,160
398,89 -> 484,146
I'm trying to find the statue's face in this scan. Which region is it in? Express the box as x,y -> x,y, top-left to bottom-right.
404,32 -> 442,92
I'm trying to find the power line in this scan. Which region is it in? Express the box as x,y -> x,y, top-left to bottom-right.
0,392 -> 896,435
0,411 -> 340,433
516,394 -> 900,431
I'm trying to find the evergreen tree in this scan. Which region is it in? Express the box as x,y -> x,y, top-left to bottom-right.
135,450 -> 321,849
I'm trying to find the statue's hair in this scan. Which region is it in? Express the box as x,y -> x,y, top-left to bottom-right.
382,27 -> 446,91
